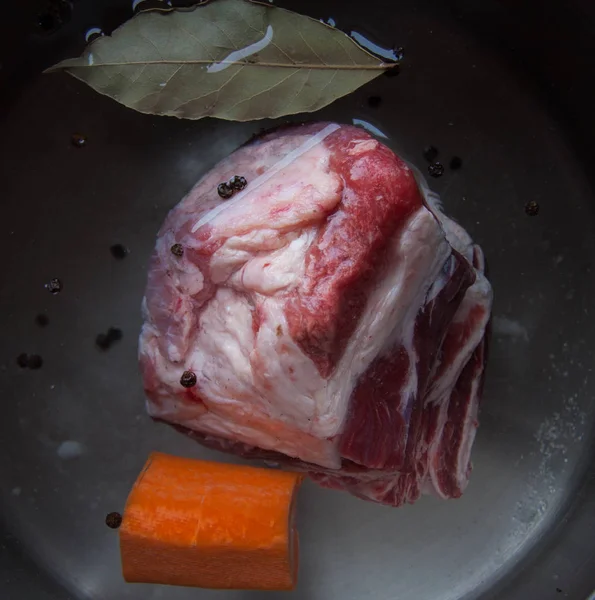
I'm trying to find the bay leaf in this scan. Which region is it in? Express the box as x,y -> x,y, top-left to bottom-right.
47,0 -> 397,121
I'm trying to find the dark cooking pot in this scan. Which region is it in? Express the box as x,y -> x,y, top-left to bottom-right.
1,1 -> 594,599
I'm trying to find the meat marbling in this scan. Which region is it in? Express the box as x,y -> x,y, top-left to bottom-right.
139,122 -> 492,507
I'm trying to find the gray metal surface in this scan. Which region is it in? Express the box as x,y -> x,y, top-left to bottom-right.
1,0 -> 594,599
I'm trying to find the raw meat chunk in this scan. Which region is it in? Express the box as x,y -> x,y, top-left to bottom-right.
139,122 -> 492,507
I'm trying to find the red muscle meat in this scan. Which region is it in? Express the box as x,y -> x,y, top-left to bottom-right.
139,122 -> 492,507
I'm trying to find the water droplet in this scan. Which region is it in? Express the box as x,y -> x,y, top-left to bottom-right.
350,32 -> 401,62
428,162 -> 445,178
352,119 -> 388,139
84,27 -> 104,43
207,25 -> 273,73
71,133 -> 87,148
57,440 -> 83,460
525,200 -> 540,216
367,96 -> 382,108
423,146 -> 439,162
45,278 -> 63,294
110,244 -> 129,259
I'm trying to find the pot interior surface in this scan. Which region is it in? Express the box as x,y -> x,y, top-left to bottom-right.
1,1 -> 594,599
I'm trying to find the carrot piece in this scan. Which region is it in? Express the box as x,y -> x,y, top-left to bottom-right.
119,452 -> 303,591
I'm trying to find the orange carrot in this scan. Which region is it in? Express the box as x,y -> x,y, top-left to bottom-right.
119,452 -> 303,591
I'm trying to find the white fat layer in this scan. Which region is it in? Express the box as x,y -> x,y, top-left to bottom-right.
229,228 -> 318,295
146,287 -> 339,467
149,230 -> 203,363
428,359 -> 482,499
191,124 -> 340,233
425,273 -> 492,406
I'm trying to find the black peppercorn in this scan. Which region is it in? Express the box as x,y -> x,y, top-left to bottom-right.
110,244 -> 129,259
107,327 -> 123,342
180,370 -> 197,388
229,175 -> 247,191
171,243 -> 184,257
95,328 -> 122,351
525,200 -> 540,216
16,353 -> 29,368
217,182 -> 233,199
45,278 -> 63,294
105,512 -> 122,529
428,162 -> 445,178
